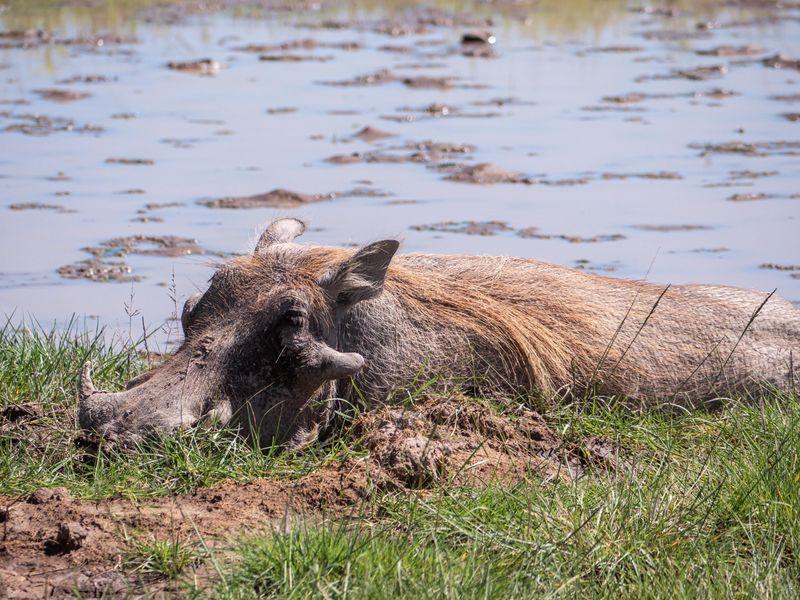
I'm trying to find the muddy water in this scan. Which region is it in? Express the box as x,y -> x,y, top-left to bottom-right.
1,0 -> 799,346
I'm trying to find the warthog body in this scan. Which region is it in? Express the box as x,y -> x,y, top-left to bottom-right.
79,218 -> 799,446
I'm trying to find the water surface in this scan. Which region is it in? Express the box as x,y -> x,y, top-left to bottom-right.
1,0 -> 799,345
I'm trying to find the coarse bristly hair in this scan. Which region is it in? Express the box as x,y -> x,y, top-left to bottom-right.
254,241 -> 798,407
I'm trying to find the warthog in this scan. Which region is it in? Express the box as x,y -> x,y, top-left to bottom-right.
78,218 -> 799,446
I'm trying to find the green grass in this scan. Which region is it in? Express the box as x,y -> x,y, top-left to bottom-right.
208,398 -> 800,598
2,320 -> 799,597
125,535 -> 205,580
0,319 -> 360,499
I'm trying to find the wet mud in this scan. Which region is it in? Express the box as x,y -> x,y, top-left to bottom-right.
413,221 -> 624,244
58,236 -> 208,283
199,188 -> 335,209
166,58 -> 224,75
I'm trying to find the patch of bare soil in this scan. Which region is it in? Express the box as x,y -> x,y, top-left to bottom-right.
199,188 -> 335,209
0,395 -> 611,598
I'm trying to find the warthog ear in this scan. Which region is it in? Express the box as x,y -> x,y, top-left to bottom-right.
254,218 -> 306,253
323,240 -> 399,306
181,292 -> 202,335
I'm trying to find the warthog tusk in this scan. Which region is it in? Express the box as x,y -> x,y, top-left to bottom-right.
79,361 -> 96,400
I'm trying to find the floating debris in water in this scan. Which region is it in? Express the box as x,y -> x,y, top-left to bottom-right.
167,58 -> 224,75
199,188 -> 335,209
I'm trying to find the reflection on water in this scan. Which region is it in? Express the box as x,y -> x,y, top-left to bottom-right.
1,0 -> 799,345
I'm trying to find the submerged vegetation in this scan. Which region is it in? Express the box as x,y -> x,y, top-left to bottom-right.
1,321 -> 798,597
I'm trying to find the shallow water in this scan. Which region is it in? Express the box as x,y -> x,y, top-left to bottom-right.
1,0 -> 799,346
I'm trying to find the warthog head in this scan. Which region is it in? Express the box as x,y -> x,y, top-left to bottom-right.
78,218 -> 399,447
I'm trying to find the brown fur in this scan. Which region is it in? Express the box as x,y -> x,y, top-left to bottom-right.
78,219 -> 800,448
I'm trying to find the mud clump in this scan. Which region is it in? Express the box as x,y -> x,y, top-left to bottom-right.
266,106 -> 297,114
444,163 -> 535,184
412,220 -> 513,236
2,403 -> 43,424
697,45 -> 763,57
33,88 -> 91,102
28,486 -> 72,505
353,395 -> 578,487
727,192 -> 772,202
602,171 -> 683,180
322,68 -> 396,87
105,157 -> 155,166
200,188 -> 334,209
384,102 -> 501,122
460,30 -> 497,58
586,45 -> 643,53
352,126 -> 395,142
517,227 -> 624,243
632,224 -> 712,232
259,53 -> 332,62
8,202 -> 74,213
783,113 -> 800,122
760,263 -> 800,271
689,140 -> 800,157
57,74 -> 113,84
59,236 -> 206,282
86,235 -> 206,258
651,64 -> 728,82
167,58 -> 224,75
762,53 -> 800,71
45,522 -> 88,555
3,113 -> 102,136
326,140 -> 474,168
58,258 -> 139,283
729,170 -> 777,180
401,75 -> 457,89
